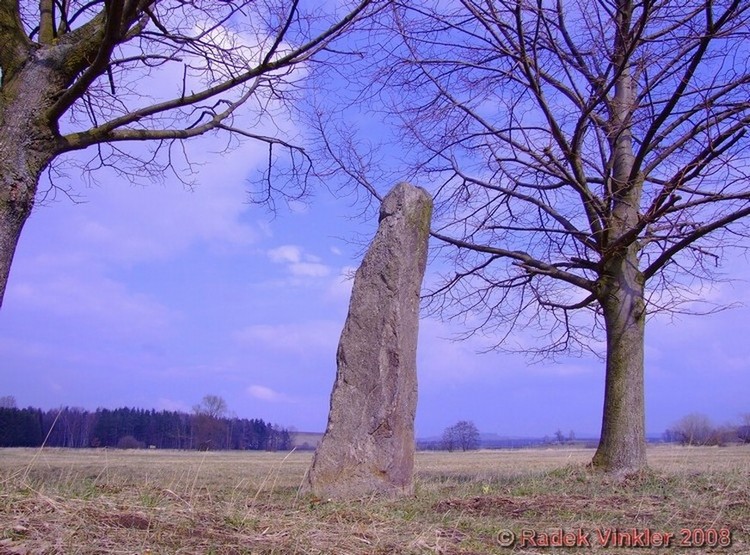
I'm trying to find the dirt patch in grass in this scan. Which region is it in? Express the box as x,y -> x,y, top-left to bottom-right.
434,492 -> 663,520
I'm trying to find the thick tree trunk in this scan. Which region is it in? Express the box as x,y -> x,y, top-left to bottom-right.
0,129 -> 48,308
0,50 -> 65,308
0,174 -> 35,307
589,0 -> 647,473
591,254 -> 647,474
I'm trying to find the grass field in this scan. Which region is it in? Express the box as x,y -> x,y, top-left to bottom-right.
0,445 -> 748,554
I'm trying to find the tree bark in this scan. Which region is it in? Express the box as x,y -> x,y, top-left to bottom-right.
590,0 -> 647,473
0,50 -> 61,307
0,173 -> 35,307
592,255 -> 647,473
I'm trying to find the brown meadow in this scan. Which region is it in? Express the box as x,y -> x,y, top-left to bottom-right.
1,445 -> 748,554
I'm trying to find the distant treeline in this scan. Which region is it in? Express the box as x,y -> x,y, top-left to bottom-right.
664,413 -> 750,447
0,406 -> 292,451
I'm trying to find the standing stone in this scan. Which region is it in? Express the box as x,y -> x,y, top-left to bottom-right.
306,182 -> 432,499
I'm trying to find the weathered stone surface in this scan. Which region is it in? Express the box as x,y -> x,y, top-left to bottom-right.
306,182 -> 432,499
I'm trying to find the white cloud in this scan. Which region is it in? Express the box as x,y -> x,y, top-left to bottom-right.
268,245 -> 302,263
267,244 -> 332,278
289,261 -> 330,277
287,200 -> 310,214
247,384 -> 292,403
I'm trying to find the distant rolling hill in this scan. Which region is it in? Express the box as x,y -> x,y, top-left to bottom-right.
293,431 -> 667,451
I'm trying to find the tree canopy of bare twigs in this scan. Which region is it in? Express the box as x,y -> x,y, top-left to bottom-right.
442,420 -> 480,452
193,394 -> 228,419
314,0 -> 750,473
0,0 -> 381,307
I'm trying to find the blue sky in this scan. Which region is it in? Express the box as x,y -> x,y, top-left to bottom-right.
1,4 -> 748,441
1,123 -> 748,439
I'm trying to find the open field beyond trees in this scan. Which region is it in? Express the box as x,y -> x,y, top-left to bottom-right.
1,446 -> 748,554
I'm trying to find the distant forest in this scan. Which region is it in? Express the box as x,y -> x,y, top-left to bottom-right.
0,406 -> 292,451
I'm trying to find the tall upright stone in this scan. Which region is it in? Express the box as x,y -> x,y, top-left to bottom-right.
306,182 -> 432,499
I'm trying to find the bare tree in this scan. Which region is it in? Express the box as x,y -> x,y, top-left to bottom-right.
193,394 -> 228,419
738,413 -> 750,443
442,420 -> 480,451
0,0 -> 381,307
192,394 -> 228,450
667,413 -> 715,445
441,424 -> 457,452
318,0 -> 750,473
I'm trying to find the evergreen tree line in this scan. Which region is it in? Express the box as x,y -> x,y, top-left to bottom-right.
0,406 -> 292,451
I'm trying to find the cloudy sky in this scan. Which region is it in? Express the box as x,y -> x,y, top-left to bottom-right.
2,122 -> 748,440
1,5 -> 748,441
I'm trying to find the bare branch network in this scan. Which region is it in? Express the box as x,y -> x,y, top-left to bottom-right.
0,0 -> 383,307
0,0 -> 380,196
333,0 -> 750,358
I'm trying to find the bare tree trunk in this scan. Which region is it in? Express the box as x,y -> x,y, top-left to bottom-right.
0,56 -> 62,307
0,154 -> 41,309
0,182 -> 31,306
591,0 -> 647,472
592,254 -> 647,473
593,55 -> 648,469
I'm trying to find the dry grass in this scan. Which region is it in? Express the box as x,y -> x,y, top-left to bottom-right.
0,445 -> 748,554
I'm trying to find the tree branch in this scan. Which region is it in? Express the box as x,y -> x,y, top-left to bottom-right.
430,230 -> 595,292
61,77 -> 262,149
539,292 -> 597,311
631,0 -> 744,181
261,0 -> 300,67
48,0 -> 130,121
39,0 -> 55,43
644,204 -> 750,280
53,0 -> 377,140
